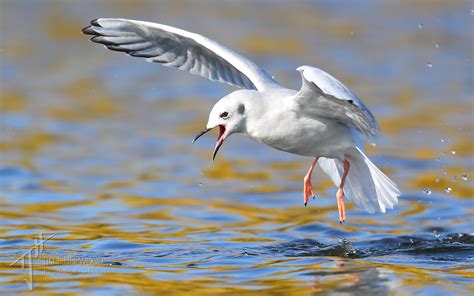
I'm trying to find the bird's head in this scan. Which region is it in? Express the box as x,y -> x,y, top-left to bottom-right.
193,93 -> 247,161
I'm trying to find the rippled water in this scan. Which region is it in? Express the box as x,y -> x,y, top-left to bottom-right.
1,1 -> 473,295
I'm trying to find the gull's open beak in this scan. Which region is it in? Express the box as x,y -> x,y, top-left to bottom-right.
193,128 -> 211,143
212,125 -> 226,161
193,125 -> 226,161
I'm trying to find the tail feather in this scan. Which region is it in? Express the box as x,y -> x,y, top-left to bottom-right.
318,147 -> 400,213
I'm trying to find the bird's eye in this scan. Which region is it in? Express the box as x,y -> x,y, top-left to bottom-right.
220,111 -> 229,119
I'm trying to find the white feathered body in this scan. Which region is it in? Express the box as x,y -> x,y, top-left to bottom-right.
236,89 -> 400,214
241,89 -> 356,159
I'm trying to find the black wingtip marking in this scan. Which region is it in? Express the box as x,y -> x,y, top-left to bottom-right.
348,100 -> 354,104
82,19 -> 103,36
106,45 -> 130,53
81,26 -> 95,35
91,36 -> 117,46
90,19 -> 101,27
129,51 -> 154,58
150,59 -> 169,64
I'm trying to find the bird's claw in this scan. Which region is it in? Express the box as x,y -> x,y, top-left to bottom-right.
303,179 -> 315,207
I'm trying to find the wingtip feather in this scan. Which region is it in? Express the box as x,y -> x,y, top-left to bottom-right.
81,25 -> 95,35
105,45 -> 131,52
82,19 -> 103,35
80,17 -> 271,91
90,35 -> 115,46
90,19 -> 101,27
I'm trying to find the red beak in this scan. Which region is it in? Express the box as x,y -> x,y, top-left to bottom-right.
212,125 -> 226,161
193,125 -> 226,161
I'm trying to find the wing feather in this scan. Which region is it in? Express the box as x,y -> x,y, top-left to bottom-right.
293,66 -> 379,137
82,18 -> 282,91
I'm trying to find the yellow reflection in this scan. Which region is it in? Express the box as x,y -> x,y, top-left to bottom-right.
0,132 -> 64,153
242,35 -> 303,56
407,170 -> 473,199
204,159 -> 270,181
0,90 -> 27,112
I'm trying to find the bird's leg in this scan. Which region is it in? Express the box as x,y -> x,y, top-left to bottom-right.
303,157 -> 319,207
336,160 -> 350,223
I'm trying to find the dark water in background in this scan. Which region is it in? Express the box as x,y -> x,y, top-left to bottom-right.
1,0 -> 473,295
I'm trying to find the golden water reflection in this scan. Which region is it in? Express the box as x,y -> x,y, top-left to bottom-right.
1,0 -> 472,295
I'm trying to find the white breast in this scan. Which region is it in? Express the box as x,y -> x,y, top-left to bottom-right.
244,92 -> 356,159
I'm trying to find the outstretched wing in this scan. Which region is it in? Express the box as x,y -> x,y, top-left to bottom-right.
82,18 -> 282,91
293,65 -> 379,137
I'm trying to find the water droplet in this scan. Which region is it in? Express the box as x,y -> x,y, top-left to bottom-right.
451,176 -> 457,182
440,139 -> 445,143
435,43 -> 439,48
451,150 -> 456,155
445,187 -> 452,194
471,9 -> 474,15
370,142 -> 377,147
418,23 -> 424,29
434,231 -> 440,239
409,238 -> 414,244
443,171 -> 448,175
198,182 -> 203,187
435,157 -> 441,161
435,178 -> 440,183
423,189 -> 432,195
426,62 -> 432,68
461,173 -> 468,181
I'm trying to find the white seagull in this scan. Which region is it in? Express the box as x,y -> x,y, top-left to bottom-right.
82,18 -> 400,223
